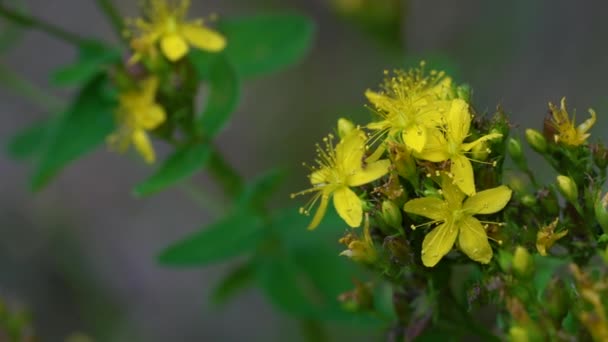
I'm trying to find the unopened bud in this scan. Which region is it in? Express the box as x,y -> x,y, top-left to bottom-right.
590,143 -> 608,169
520,194 -> 537,207
456,84 -> 471,103
381,200 -> 403,230
525,129 -> 547,153
512,246 -> 534,279
507,138 -> 525,166
471,140 -> 489,161
508,325 -> 529,342
337,118 -> 355,138
595,192 -> 608,234
556,175 -> 578,204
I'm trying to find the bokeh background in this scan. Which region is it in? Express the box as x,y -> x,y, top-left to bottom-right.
1,0 -> 607,340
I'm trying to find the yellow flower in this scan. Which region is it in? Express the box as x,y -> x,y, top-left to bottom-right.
365,63 -> 453,153
548,97 -> 596,146
415,99 -> 502,195
127,0 -> 226,62
403,176 -> 512,267
339,214 -> 377,263
292,126 -> 391,229
536,218 -> 568,256
107,77 -> 166,163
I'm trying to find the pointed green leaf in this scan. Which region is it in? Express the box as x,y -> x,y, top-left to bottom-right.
158,211 -> 264,266
236,168 -> 286,208
31,76 -> 116,191
210,261 -> 256,306
191,52 -> 240,137
134,142 -> 211,197
218,13 -> 315,78
52,40 -> 121,86
6,119 -> 53,161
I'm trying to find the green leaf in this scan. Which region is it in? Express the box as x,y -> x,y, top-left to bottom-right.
210,261 -> 256,306
158,211 -> 264,266
52,40 -> 121,86
31,76 -> 116,191
192,53 -> 240,137
532,255 -> 566,298
236,168 -> 285,208
6,119 -> 53,161
134,142 -> 211,197
218,13 -> 315,78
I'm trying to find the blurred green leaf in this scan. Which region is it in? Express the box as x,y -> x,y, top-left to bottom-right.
6,119 -> 52,161
237,168 -> 285,208
218,13 -> 315,78
532,255 -> 566,298
197,55 -> 240,137
134,142 -> 211,197
158,211 -> 264,266
210,261 -> 255,306
52,40 -> 121,86
31,76 -> 116,191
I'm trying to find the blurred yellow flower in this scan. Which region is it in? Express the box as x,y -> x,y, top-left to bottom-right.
127,0 -> 226,62
107,77 -> 166,164
365,63 -> 452,153
403,176 -> 512,267
415,99 -> 502,195
536,218 -> 568,256
292,126 -> 391,230
548,97 -> 596,146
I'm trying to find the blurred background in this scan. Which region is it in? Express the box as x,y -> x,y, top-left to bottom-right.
1,0 -> 607,340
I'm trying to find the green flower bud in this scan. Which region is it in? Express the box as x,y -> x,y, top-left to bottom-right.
508,326 -> 529,342
507,138 -> 525,167
520,194 -> 537,207
525,129 -> 547,153
381,200 -> 403,230
556,175 -> 578,204
471,140 -> 490,161
512,246 -> 534,279
595,192 -> 608,234
337,118 -> 355,138
456,84 -> 471,102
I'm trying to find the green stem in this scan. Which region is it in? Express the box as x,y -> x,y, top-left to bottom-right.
0,4 -> 85,45
94,0 -> 124,40
207,145 -> 244,200
0,63 -> 62,110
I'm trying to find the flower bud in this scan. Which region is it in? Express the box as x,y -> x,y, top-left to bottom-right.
507,138 -> 525,167
337,118 -> 355,138
595,192 -> 608,234
471,140 -> 489,161
456,84 -> 471,103
525,129 -> 547,153
512,246 -> 534,279
520,194 -> 537,207
381,200 -> 403,230
508,326 -> 529,342
556,175 -> 578,204
590,143 -> 608,169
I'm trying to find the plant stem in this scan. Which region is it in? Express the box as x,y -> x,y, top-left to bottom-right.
0,4 -> 85,45
0,63 -> 62,110
207,144 -> 244,200
94,0 -> 124,40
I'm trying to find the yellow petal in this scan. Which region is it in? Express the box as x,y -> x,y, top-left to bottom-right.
403,197 -> 448,221
308,191 -> 330,230
403,124 -> 427,153
441,175 -> 466,206
161,33 -> 189,61
367,120 -> 390,131
463,185 -> 512,215
347,159 -> 390,187
415,128 -> 449,162
577,109 -> 596,135
310,168 -> 331,185
141,77 -> 160,102
447,99 -> 470,144
132,129 -> 155,163
451,154 -> 475,196
458,217 -> 492,264
365,90 -> 392,112
461,133 -> 503,151
335,129 -> 366,173
181,24 -> 226,52
137,104 -> 166,130
333,186 -> 363,228
421,221 -> 458,267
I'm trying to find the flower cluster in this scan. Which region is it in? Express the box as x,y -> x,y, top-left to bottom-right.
108,0 -> 226,163
294,62 -> 511,267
